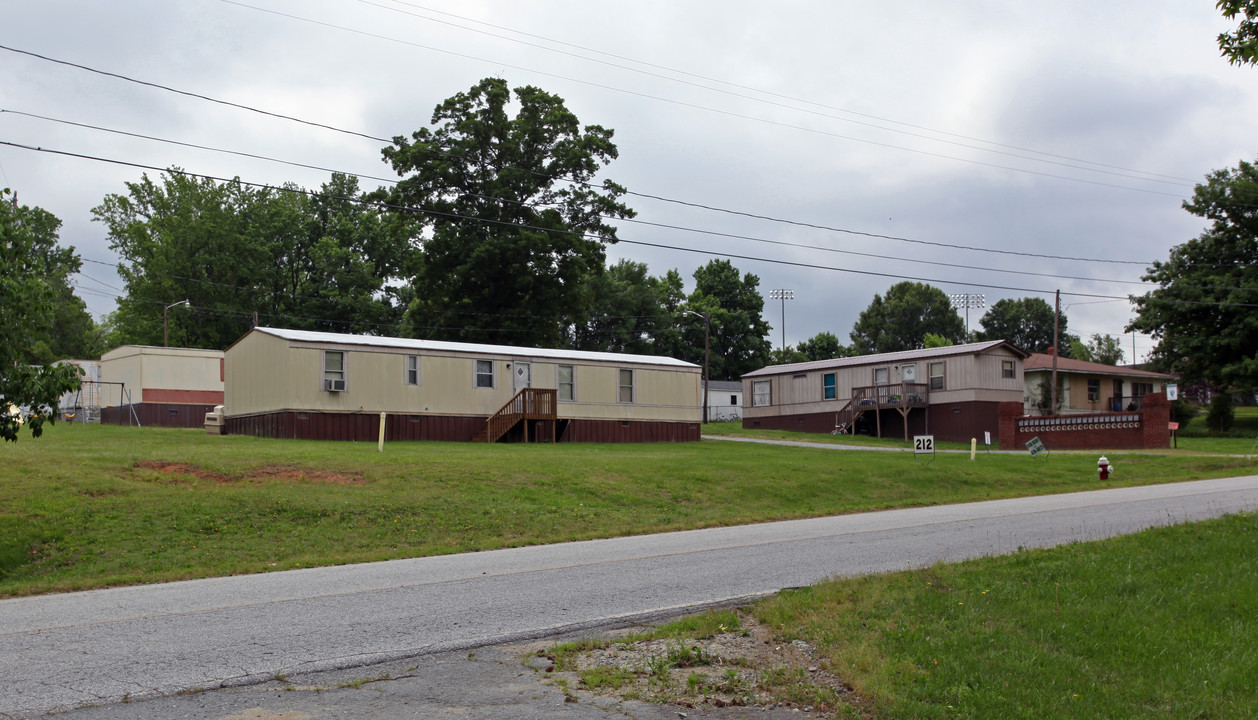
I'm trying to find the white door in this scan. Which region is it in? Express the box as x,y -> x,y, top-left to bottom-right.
513,362 -> 531,393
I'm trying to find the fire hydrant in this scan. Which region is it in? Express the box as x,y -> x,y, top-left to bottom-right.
1097,456 -> 1113,480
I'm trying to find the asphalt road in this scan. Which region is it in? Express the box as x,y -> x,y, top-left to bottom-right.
4,475 -> 1258,719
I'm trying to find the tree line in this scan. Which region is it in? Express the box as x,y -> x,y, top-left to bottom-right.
9,36 -> 1258,440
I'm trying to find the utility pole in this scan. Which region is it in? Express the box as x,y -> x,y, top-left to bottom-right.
768,289 -> 794,351
684,310 -> 711,424
1051,290 -> 1060,416
164,299 -> 190,347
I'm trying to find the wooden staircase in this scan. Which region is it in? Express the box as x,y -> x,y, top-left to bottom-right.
831,399 -> 855,434
473,388 -> 558,443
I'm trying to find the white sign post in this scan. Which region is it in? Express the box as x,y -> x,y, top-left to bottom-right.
914,434 -> 936,466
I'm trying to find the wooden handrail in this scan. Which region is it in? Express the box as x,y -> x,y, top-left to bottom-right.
485,388 -> 558,443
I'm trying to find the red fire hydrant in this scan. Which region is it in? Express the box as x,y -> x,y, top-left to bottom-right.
1097,456 -> 1113,480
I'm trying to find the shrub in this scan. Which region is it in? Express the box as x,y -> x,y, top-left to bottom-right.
1206,394 -> 1234,433
1170,398 -> 1199,430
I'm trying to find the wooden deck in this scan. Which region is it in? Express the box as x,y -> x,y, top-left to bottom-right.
833,382 -> 929,441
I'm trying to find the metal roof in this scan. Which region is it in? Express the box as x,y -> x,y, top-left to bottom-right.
1024,353 -> 1175,379
741,340 -> 1028,378
250,327 -> 700,369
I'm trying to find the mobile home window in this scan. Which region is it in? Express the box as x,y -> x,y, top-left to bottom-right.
752,380 -> 771,407
557,365 -> 575,401
1002,360 -> 1015,379
323,350 -> 346,391
729,395 -> 738,405
1087,378 -> 1100,402
929,362 -> 945,391
874,367 -> 889,385
618,369 -> 634,403
475,360 -> 494,388
823,373 -> 837,400
405,355 -> 419,385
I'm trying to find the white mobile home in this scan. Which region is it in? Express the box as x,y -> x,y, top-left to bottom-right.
99,345 -> 225,428
223,327 -> 702,442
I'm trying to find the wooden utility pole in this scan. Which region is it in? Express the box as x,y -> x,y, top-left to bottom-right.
1051,290 -> 1060,416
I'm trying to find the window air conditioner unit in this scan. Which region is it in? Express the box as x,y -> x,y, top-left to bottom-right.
325,378 -> 346,392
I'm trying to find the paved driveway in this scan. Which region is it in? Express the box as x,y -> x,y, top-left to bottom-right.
4,475 -> 1257,718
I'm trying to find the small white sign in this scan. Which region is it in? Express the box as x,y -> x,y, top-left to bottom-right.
983,431 -> 992,447
914,435 -> 935,454
1167,384 -> 1178,401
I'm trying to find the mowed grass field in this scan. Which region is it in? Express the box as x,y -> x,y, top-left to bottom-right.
750,511 -> 1258,718
2,421 -> 1255,598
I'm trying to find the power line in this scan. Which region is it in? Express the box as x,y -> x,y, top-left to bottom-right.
0,43 -> 1181,266
14,141 -> 1256,310
6,106 -> 1167,272
225,0 -> 1193,190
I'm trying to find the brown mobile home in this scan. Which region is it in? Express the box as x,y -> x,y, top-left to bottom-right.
99,345 -> 225,428
741,340 -> 1029,444
223,327 -> 701,442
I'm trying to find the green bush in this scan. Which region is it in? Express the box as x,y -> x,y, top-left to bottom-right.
1206,394 -> 1235,433
1170,398 -> 1199,430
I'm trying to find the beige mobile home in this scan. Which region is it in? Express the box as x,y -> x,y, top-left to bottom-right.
99,345 -> 225,428
223,327 -> 701,442
1023,352 -> 1174,414
742,340 -> 1029,444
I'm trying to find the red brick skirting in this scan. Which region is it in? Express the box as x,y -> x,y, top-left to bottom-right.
998,392 -> 1171,450
225,411 -> 699,443
101,403 -> 218,429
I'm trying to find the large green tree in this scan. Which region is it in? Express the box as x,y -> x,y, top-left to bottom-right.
93,171 -> 406,349
849,282 -> 965,354
1218,0 -> 1258,65
682,260 -> 772,380
379,78 -> 634,347
0,190 -> 82,441
796,331 -> 851,361
1129,158 -> 1258,389
568,260 -> 677,354
975,297 -> 1071,354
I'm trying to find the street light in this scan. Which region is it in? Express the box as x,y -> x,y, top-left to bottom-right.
683,310 -> 710,424
164,299 -> 190,347
768,288 -> 794,351
948,293 -> 985,335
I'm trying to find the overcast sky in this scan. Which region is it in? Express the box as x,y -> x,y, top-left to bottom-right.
3,1 -> 1255,362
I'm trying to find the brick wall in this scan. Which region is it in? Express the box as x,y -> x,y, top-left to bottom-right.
997,392 -> 1171,451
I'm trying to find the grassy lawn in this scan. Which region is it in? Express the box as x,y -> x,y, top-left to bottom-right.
1,422 -> 1256,597
749,511 -> 1258,718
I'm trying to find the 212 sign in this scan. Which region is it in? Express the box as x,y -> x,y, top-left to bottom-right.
914,435 -> 935,453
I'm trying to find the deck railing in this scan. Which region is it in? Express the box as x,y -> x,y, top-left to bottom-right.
851,382 -> 929,409
484,388 -> 558,443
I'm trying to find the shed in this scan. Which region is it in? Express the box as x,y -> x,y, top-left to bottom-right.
98,346 -> 225,428
223,327 -> 701,443
741,340 -> 1029,443
704,380 -> 744,422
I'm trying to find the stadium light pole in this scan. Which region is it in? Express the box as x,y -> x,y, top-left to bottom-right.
948,293 -> 985,336
768,289 -> 794,351
683,310 -> 710,424
164,299 -> 190,347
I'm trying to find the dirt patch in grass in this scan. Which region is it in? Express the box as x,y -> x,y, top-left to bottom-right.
133,461 -> 365,485
536,611 -> 860,716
